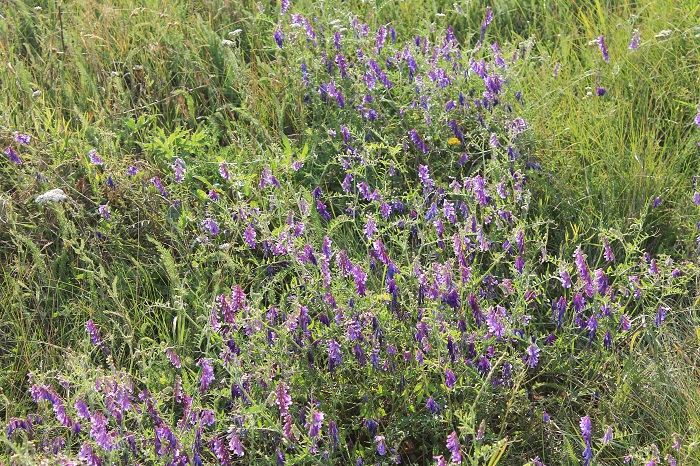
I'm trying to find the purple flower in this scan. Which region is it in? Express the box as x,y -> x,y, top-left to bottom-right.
602,425 -> 614,444
243,224 -> 256,248
90,410 -> 114,450
603,238 -> 615,261
280,0 -> 289,14
328,338 -> 342,373
409,129 -> 429,154
275,382 -> 292,415
525,342 -> 540,368
89,149 -> 103,165
29,384 -> 72,428
364,216 -> 378,239
446,431 -> 461,464
5,146 -> 22,164
654,306 -> 667,327
418,164 -> 434,191
260,166 -> 281,189
604,330 -> 612,350
328,419 -> 339,447
86,320 -> 110,355
126,165 -> 138,176
695,111 -> 700,128
489,133 -> 499,148
480,7 -> 493,42
653,196 -> 661,208
598,35 -> 610,62
150,176 -> 168,197
274,27 -> 284,48
218,161 -> 230,180
543,412 -> 551,423
79,442 -> 103,466
197,358 -> 214,393
375,435 -> 387,456
201,217 -> 220,235
351,264 -> 367,296
559,267 -> 573,288
172,157 -> 185,182
426,396 -> 439,414
316,200 -> 331,221
629,29 -> 641,50
6,418 -> 30,437
228,432 -> 244,457
434,455 -> 448,466
14,132 -> 31,145
619,313 -> 631,331
580,415 -> 592,445
165,348 -> 181,368
98,204 -> 111,221
445,368 -> 456,388
596,86 -> 607,96
307,411 -> 324,438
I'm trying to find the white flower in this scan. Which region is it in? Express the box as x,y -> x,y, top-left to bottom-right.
35,188 -> 69,204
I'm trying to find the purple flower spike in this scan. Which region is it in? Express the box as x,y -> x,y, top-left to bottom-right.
694,111 -> 700,128
307,411 -> 324,438
525,342 -> 540,368
5,146 -> 22,164
316,200 -> 331,221
364,216 -> 378,239
375,435 -> 387,456
166,348 -> 181,368
351,264 -> 367,296
409,129 -> 429,154
243,224 -> 256,248
446,431 -> 462,464
86,320 -> 110,356
98,204 -> 111,221
172,157 -> 185,183
197,358 -> 214,393
201,217 -> 220,235
480,7 -> 493,42
654,306 -> 667,328
426,396 -> 439,414
89,149 -> 103,165
280,0 -> 289,14
218,161 -> 230,180
580,415 -> 592,444
602,425 -> 614,444
629,29 -> 641,50
260,166 -> 281,189
328,338 -> 342,373
603,237 -> 615,262
274,27 -> 284,48
598,35 -> 610,62
79,442 -> 103,466
150,176 -> 168,197
445,368 -> 456,388
275,382 -> 292,415
14,132 -> 31,145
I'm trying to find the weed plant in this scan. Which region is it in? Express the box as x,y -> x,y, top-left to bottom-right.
1,0 -> 700,465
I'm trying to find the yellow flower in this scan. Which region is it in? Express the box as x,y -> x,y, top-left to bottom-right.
447,137 -> 460,146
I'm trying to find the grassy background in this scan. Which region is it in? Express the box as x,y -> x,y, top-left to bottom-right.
1,0 -> 700,463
